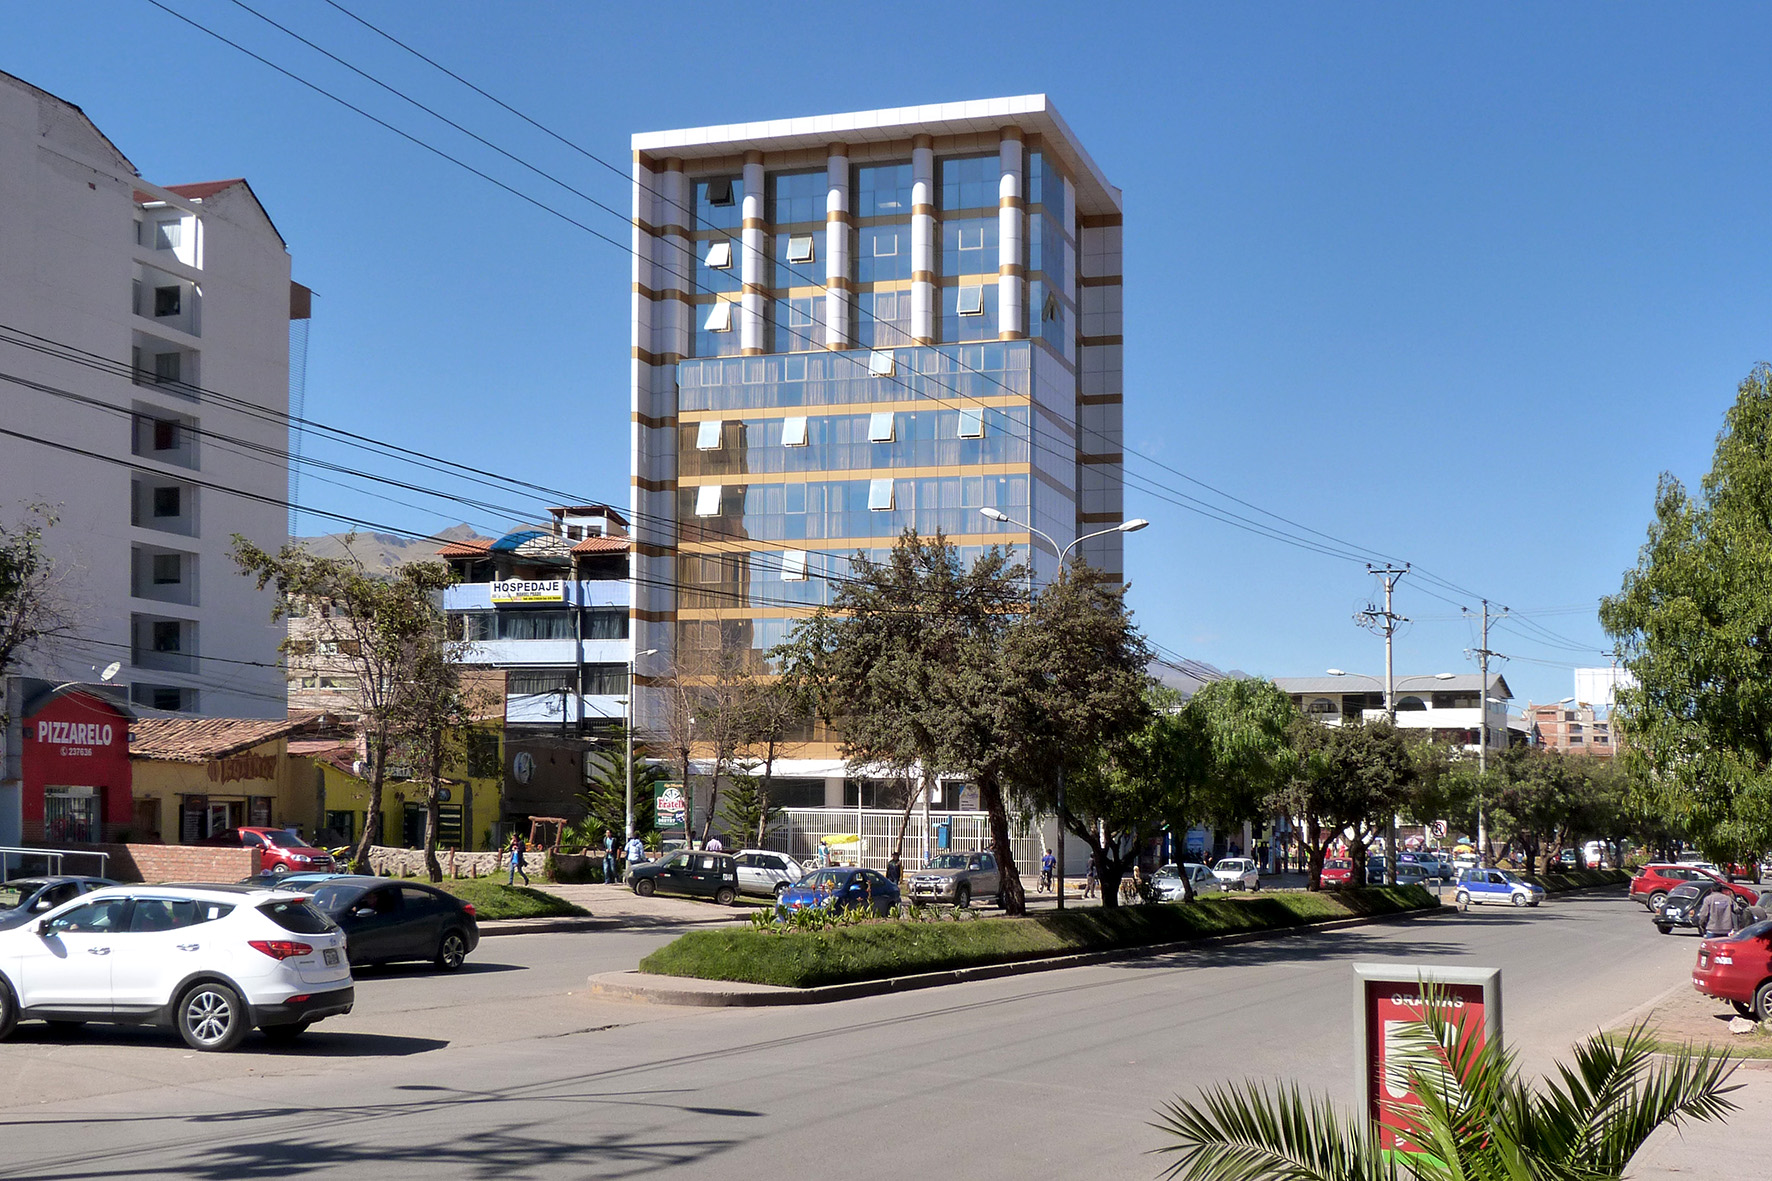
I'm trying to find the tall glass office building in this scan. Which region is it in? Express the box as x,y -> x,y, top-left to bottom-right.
629,96 -> 1124,786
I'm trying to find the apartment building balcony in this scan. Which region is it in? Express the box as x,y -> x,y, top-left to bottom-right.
442,580 -> 629,611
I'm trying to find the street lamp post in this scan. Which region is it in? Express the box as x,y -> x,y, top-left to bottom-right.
624,648 -> 658,844
978,509 -> 1150,909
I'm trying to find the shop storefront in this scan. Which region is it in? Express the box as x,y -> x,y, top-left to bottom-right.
21,689 -> 132,845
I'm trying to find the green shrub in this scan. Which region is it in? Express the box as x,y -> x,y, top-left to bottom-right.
639,886 -> 1437,988
431,879 -> 588,920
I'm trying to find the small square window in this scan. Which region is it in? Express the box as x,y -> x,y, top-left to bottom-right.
704,302 -> 733,332
704,240 -> 733,269
868,350 -> 896,377
154,286 -> 181,317
694,485 -> 723,517
707,178 -> 735,207
151,620 -> 181,652
152,553 -> 181,584
781,415 -> 808,447
152,419 -> 178,450
152,687 -> 182,711
956,285 -> 984,316
958,408 -> 985,439
154,352 -> 181,384
152,486 -> 181,517
868,478 -> 895,512
695,419 -> 723,451
155,221 -> 181,250
786,235 -> 815,264
868,412 -> 895,443
781,550 -> 808,581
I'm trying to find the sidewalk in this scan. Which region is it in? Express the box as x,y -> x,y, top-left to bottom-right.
477,881 -> 755,937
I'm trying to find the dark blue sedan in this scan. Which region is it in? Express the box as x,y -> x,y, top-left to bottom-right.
0,876 -> 118,930
777,867 -> 899,918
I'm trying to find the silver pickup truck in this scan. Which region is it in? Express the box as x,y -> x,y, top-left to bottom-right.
907,850 -> 1001,908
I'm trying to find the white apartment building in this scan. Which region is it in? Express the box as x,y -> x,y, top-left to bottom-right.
1275,673 -> 1514,754
0,71 -> 300,718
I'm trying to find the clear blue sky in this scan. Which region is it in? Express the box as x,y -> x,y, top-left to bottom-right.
9,2 -> 1770,710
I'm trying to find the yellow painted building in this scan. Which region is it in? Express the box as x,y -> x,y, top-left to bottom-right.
310,725 -> 504,852
128,716 -> 344,844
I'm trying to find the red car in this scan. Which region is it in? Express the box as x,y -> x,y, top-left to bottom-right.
1693,922 -> 1772,1021
199,827 -> 336,875
1630,863 -> 1756,911
1320,858 -> 1352,889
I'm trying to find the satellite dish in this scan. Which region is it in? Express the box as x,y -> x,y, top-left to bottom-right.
99,662 -> 121,682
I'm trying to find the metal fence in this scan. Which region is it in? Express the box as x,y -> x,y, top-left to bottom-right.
768,808 -> 1046,878
0,846 -> 112,881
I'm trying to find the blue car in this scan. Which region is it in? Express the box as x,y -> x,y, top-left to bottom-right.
1454,867 -> 1545,908
776,867 -> 900,918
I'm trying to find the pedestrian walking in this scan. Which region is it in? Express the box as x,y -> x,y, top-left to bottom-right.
1698,886 -> 1735,938
705,834 -> 724,853
601,828 -> 617,884
624,832 -> 646,871
885,851 -> 902,886
507,831 -> 529,886
817,838 -> 831,867
1083,855 -> 1098,899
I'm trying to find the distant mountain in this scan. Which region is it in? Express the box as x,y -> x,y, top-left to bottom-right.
1148,655 -> 1246,703
294,523 -> 488,571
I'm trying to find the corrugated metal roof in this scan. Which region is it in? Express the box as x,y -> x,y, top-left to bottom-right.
1273,673 -> 1511,698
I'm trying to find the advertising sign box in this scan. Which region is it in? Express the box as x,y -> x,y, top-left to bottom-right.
491,579 -> 565,604
1353,962 -> 1502,1155
655,783 -> 687,831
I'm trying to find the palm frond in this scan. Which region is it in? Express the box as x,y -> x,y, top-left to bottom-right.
1150,1079 -> 1395,1181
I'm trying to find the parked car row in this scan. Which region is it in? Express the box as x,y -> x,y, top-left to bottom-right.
0,869 -> 483,1054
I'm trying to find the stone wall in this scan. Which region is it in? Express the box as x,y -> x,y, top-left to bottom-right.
361,845 -> 543,880
23,843 -> 260,883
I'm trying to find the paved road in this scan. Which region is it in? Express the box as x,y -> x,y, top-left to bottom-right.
0,894 -> 1763,1179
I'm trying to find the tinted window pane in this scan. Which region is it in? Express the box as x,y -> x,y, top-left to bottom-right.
258,900 -> 335,934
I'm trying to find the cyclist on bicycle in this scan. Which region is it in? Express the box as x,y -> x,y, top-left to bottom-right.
1039,848 -> 1056,892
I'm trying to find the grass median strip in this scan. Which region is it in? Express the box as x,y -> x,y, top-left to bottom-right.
431,880 -> 588,920
637,886 -> 1437,989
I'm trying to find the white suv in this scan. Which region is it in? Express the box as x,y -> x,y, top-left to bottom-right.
733,849 -> 805,897
0,883 -> 352,1051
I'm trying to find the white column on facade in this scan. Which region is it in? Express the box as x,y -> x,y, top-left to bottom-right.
824,144 -> 850,348
997,128 -> 1026,341
740,151 -> 767,356
910,135 -> 936,345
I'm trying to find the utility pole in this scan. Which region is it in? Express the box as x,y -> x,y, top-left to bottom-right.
1356,564 -> 1409,886
1464,600 -> 1507,868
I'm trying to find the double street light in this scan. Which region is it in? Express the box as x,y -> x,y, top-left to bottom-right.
978,509 -> 1152,909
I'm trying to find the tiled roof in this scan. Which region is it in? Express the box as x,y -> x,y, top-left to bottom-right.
287,737 -> 353,757
572,536 -> 631,555
130,712 -> 329,762
133,178 -> 244,204
437,539 -> 492,558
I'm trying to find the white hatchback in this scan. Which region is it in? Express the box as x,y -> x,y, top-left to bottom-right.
733,849 -> 806,897
1211,857 -> 1261,891
0,883 -> 352,1051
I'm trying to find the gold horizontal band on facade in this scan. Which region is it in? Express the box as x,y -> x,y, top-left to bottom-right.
1079,334 -> 1124,348
630,346 -> 683,367
826,210 -> 851,224
912,336 -> 935,346
998,262 -> 1025,277
741,347 -> 765,357
825,341 -> 853,350
633,216 -> 659,236
658,223 -> 692,240
632,475 -> 678,492
911,270 -> 937,285
741,283 -> 768,296
742,218 -> 768,231
676,461 -> 1031,489
999,195 -> 1024,210
631,608 -> 676,623
675,392 -> 1027,423
998,330 -> 1028,341
1078,274 -> 1123,288
633,283 -> 694,306
632,411 -> 677,429
912,203 -> 936,217
632,541 -> 676,559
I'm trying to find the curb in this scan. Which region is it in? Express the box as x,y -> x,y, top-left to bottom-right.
587,902 -> 1448,1007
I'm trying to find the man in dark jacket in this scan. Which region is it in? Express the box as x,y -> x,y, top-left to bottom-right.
1698,886 -> 1736,938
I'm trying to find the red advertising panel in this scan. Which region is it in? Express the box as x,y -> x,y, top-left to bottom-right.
22,690 -> 132,844
1354,963 -> 1502,1156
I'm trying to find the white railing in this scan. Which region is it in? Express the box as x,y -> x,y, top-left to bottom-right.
0,846 -> 112,881
767,808 -> 1044,878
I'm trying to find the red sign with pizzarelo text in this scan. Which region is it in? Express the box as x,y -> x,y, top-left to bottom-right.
1355,964 -> 1501,1156
22,690 -> 131,843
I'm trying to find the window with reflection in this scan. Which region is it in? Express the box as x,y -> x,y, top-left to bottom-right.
940,154 -> 998,211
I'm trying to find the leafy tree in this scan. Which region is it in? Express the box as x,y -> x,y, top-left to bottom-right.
576,725 -> 664,847
233,536 -> 453,873
1485,745 -> 1579,877
733,669 -> 811,844
775,530 -> 1027,907
1153,987 -> 1736,1180
1602,363 -> 1772,863
0,503 -> 75,737
391,643 -> 493,882
1271,717 -> 1418,889
719,759 -> 781,848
